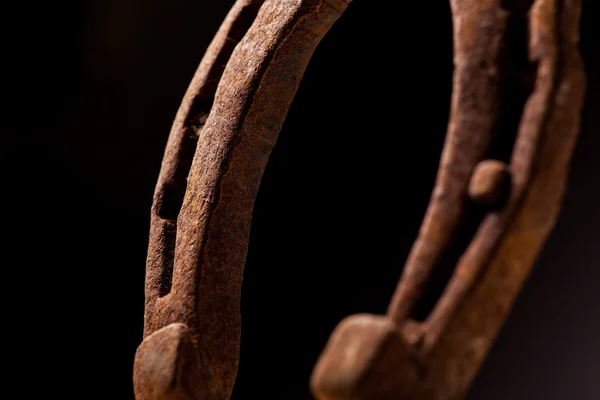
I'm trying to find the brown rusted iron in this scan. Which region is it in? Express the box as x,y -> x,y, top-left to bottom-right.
134,0 -> 585,399
311,0 -> 586,398
134,0 -> 351,399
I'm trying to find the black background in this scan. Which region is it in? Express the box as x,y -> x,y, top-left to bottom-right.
4,1 -> 599,399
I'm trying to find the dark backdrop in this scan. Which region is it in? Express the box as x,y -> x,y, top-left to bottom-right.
4,1 -> 598,399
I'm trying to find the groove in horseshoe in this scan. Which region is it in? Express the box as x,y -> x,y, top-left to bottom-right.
411,1 -> 543,353
152,1 -> 265,298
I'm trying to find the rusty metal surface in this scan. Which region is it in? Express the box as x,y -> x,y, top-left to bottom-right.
134,0 -> 585,399
134,0 -> 350,399
311,0 -> 585,399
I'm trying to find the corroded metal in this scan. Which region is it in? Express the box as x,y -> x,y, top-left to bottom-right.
311,0 -> 586,399
134,0 -> 351,399
134,0 -> 585,399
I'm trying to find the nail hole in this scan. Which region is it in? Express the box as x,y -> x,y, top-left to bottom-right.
154,2 -> 263,297
409,205 -> 487,322
489,1 -> 538,163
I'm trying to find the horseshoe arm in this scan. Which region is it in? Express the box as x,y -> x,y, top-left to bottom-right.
135,1 -> 351,399
311,1 -> 585,399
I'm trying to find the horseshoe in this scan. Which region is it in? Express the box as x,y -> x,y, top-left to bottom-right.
133,0 -> 585,399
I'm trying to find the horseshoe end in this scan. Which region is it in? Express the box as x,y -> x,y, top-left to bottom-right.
133,323 -> 211,400
310,314 -> 427,400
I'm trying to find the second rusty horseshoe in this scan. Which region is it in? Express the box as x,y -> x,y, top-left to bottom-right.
311,0 -> 585,399
134,0 -> 586,399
